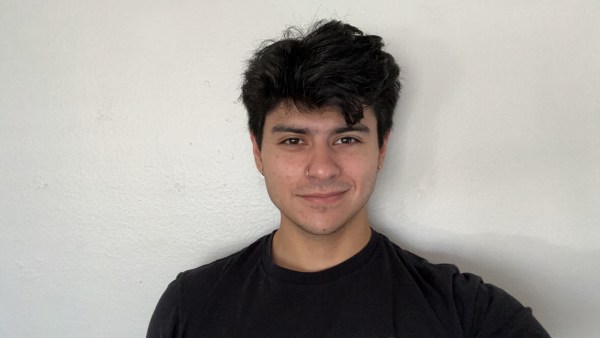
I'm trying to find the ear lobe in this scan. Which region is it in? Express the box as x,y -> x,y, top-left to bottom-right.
250,133 -> 264,174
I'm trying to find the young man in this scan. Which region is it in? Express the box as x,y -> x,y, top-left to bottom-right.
148,20 -> 549,337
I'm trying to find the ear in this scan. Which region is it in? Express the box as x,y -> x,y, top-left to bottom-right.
378,132 -> 390,169
250,133 -> 264,175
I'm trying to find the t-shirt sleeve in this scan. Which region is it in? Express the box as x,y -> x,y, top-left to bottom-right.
147,278 -> 179,338
454,273 -> 550,338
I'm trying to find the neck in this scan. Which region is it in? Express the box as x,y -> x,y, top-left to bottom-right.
271,218 -> 372,272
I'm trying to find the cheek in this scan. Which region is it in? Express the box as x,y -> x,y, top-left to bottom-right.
270,154 -> 303,179
346,161 -> 379,188
264,156 -> 302,189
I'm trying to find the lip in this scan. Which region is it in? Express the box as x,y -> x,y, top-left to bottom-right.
299,191 -> 347,205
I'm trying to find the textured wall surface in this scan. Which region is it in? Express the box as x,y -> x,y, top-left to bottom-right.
1,1 -> 599,337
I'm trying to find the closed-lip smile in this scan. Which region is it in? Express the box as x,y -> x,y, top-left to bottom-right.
299,190 -> 347,204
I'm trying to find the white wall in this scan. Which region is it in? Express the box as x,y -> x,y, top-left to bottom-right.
1,1 -> 598,337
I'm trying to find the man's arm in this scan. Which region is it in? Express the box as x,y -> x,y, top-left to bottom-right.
454,273 -> 550,338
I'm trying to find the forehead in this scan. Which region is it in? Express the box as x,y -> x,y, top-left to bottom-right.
265,102 -> 375,131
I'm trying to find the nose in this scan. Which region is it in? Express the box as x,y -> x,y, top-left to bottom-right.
306,143 -> 341,180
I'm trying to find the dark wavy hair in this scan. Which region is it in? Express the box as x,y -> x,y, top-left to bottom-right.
241,20 -> 401,148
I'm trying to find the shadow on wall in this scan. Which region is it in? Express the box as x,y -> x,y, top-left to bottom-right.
386,30 -> 465,195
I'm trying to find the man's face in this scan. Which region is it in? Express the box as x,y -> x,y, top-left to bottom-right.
251,102 -> 388,236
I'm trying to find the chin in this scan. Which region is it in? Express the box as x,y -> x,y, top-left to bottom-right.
296,220 -> 347,236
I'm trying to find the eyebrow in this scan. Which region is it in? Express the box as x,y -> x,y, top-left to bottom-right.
333,124 -> 370,134
271,123 -> 370,135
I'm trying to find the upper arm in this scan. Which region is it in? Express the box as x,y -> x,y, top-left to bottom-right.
147,278 -> 180,338
453,273 -> 550,338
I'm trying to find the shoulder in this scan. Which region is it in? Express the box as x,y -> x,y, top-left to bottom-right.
377,233 -> 550,337
176,234 -> 266,297
377,232 -> 465,284
146,234 -> 268,338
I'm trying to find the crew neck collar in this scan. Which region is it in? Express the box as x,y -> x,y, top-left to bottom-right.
261,228 -> 381,285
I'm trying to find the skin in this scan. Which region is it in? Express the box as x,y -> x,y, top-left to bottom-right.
251,102 -> 389,272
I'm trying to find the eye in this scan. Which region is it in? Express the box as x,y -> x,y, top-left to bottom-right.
281,138 -> 306,145
334,137 -> 359,145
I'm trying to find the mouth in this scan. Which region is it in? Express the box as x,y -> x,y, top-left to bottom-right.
298,190 -> 347,205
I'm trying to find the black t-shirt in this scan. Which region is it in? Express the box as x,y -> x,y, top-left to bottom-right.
147,230 -> 549,337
